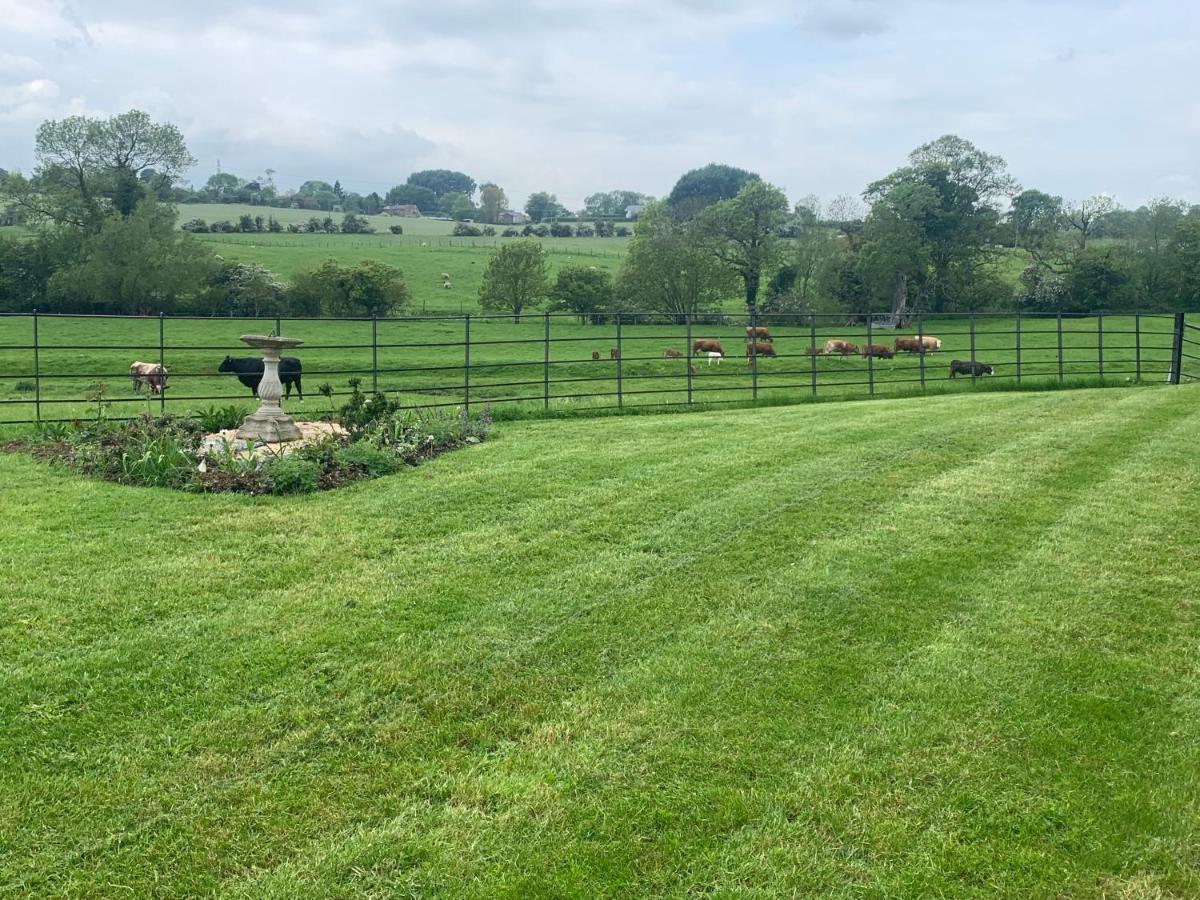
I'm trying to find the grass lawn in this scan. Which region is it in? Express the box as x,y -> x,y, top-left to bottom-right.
0,312 -> 1186,425
2,385 -> 1199,895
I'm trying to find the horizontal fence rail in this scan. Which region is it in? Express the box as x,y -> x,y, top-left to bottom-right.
0,310 -> 1192,426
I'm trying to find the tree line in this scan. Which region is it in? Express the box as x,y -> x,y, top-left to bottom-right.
2,111 -> 1198,319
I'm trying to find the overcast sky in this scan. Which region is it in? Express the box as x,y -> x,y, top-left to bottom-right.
2,0 -> 1198,209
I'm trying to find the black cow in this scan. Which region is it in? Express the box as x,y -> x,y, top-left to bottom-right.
949,359 -> 994,378
218,356 -> 304,400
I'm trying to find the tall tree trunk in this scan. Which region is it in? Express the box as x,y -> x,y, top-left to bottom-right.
886,268 -> 909,328
744,271 -> 760,313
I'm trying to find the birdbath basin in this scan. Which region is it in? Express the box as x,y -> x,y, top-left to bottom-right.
236,334 -> 304,442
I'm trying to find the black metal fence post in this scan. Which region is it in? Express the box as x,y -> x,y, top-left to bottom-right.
463,314 -> 471,411
1169,312 -> 1184,385
1015,310 -> 1022,383
809,314 -> 818,397
685,314 -> 693,406
866,316 -> 874,395
371,315 -> 379,394
158,312 -> 166,414
1097,312 -> 1104,380
274,314 -> 281,337
615,313 -> 623,408
969,313 -> 977,382
1135,312 -> 1142,382
750,307 -> 758,402
32,309 -> 40,423
1056,314 -> 1064,385
543,312 -> 550,410
912,315 -> 924,388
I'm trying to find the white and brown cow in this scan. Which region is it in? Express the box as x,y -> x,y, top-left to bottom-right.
129,361 -> 168,395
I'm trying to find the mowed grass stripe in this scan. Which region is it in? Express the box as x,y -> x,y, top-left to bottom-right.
226,389 -> 1195,896
0,387 -> 1197,896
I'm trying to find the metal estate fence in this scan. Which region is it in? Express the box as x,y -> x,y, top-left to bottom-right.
0,310 -> 1196,425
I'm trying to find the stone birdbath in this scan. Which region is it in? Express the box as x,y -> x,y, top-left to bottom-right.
236,334 -> 304,442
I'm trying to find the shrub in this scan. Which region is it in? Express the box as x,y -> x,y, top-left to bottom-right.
574,223 -> 594,237
333,441 -> 404,477
453,222 -> 483,237
14,380 -> 34,393
532,224 -> 550,238
593,220 -> 614,237
615,225 -> 630,237
549,222 -> 573,237
502,227 -> 520,237
180,218 -> 208,233
267,217 -> 283,233
389,224 -> 404,235
191,404 -> 245,432
262,455 -> 321,494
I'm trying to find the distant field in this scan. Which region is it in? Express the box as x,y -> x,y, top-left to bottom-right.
0,312 -> 1187,426
3,386 -> 1199,894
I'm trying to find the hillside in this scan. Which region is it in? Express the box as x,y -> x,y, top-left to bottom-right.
2,385 -> 1198,895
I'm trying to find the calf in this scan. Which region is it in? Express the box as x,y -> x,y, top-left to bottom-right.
746,341 -> 776,359
862,344 -> 895,359
218,355 -> 304,400
707,350 -> 723,366
592,350 -> 601,361
949,359 -> 994,378
823,340 -> 858,356
610,348 -> 620,360
745,326 -> 772,342
129,361 -> 168,395
663,348 -> 682,358
693,339 -> 725,356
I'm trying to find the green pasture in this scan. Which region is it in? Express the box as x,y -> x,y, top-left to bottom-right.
0,312 -> 1187,425
3,386 -> 1199,894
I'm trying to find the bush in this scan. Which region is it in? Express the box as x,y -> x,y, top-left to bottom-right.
14,380 -> 34,393
333,441 -> 404,477
191,404 -> 245,432
615,225 -> 630,237
341,213 -> 375,234
262,455 -> 321,494
574,223 -> 594,237
267,217 -> 283,233
549,222 -> 573,237
389,224 -> 404,235
453,222 -> 483,237
502,227 -> 520,237
482,226 -> 496,236
180,218 -> 208,233
593,220 -> 614,237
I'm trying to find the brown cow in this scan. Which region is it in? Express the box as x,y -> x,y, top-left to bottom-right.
591,350 -> 601,361
129,361 -> 168,395
693,339 -> 725,356
745,326 -> 772,342
894,337 -> 924,354
823,340 -> 858,356
663,348 -> 682,358
862,344 -> 895,359
610,348 -> 620,360
746,341 -> 777,359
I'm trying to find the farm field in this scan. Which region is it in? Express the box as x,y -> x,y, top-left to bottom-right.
0,312 -> 1188,426
2,386 -> 1199,895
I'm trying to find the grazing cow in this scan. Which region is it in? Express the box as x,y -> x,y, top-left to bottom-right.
894,337 -> 924,354
218,355 -> 304,400
129,361 -> 167,395
441,272 -> 452,289
949,359 -> 994,378
663,348 -> 682,358
610,348 -> 620,360
823,340 -> 858,356
745,326 -> 772,342
862,344 -> 895,359
746,341 -> 777,359
919,335 -> 942,352
693,339 -> 725,356
707,350 -> 723,366
591,350 -> 601,361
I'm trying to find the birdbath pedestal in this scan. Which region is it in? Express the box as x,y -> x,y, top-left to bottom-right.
236,334 -> 304,442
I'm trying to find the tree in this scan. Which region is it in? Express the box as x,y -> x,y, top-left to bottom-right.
1064,195 -> 1115,251
333,179 -> 344,199
1167,210 -> 1200,310
385,183 -> 438,212
478,183 -> 508,224
439,192 -> 477,221
1064,248 -> 1133,313
697,179 -> 789,311
340,213 -> 374,234
524,192 -> 566,223
288,259 -> 410,317
907,134 -> 1019,207
206,261 -> 286,317
1010,189 -> 1066,270
615,202 -> 733,321
297,180 -> 334,197
7,110 -> 195,226
479,239 -> 548,321
549,265 -> 613,323
45,199 -> 215,314
666,163 -> 758,219
584,190 -> 651,217
205,172 -> 241,201
406,169 -> 476,199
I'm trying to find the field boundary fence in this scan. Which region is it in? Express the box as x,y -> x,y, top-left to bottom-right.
0,310 -> 1193,426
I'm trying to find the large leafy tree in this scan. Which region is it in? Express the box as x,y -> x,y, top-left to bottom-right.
697,179 -> 789,312
406,169 -> 476,199
1010,189 -> 1065,270
524,191 -> 567,223
667,163 -> 758,219
1167,210 -> 1200,310
615,202 -> 733,322
385,183 -> 437,212
478,183 -> 508,224
584,190 -> 652,217
288,260 -> 410,317
479,239 -> 549,321
4,110 -> 194,227
549,265 -> 613,324
907,134 -> 1020,207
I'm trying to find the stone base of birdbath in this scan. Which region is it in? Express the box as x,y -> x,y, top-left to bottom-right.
236,334 -> 304,442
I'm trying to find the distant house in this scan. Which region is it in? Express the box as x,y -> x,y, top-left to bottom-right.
382,204 -> 422,217
624,204 -> 647,220
498,209 -> 528,225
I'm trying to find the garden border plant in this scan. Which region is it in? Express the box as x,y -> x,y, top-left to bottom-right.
7,380 -> 492,495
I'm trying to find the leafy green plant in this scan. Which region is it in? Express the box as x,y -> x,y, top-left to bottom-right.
84,380 -> 110,421
192,404 -> 245,433
14,380 -> 34,394
333,441 -> 404,477
262,455 -> 321,494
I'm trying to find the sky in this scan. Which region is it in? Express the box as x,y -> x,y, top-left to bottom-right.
1,0 -> 1198,209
